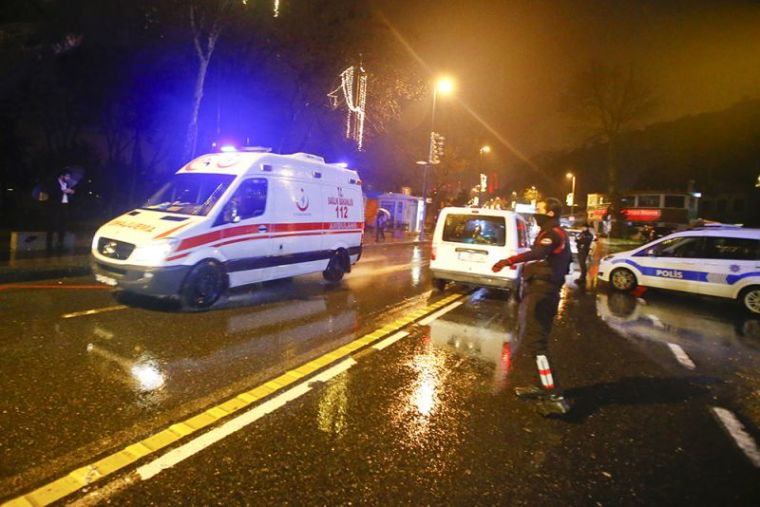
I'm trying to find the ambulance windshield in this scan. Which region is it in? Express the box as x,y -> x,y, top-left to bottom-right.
142,173 -> 235,216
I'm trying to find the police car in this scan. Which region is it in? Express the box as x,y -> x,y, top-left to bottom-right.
597,227 -> 760,314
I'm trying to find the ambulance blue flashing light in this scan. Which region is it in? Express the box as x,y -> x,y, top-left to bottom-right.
220,145 -> 237,153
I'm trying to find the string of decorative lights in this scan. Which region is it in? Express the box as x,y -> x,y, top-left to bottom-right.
328,65 -> 368,150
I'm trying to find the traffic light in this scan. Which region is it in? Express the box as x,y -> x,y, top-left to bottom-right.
429,131 -> 445,164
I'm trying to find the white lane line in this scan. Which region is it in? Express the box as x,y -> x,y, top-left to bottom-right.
417,301 -> 464,326
667,343 -> 696,370
61,305 -> 128,319
711,407 -> 760,468
372,331 -> 410,351
137,358 -> 357,481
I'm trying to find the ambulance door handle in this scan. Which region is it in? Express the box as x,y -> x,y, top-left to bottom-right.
279,244 -> 283,250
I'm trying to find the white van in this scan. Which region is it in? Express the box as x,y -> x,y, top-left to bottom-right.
430,207 -> 532,296
91,149 -> 364,309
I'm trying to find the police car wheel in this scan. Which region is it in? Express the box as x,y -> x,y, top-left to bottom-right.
323,253 -> 345,282
181,260 -> 226,309
610,268 -> 637,292
739,286 -> 760,315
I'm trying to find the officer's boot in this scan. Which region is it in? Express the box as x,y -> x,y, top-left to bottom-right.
514,355 -> 570,416
536,394 -> 570,416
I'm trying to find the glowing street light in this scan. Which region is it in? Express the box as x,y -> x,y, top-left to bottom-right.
436,76 -> 455,96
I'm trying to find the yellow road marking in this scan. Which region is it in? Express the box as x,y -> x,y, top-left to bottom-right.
3,291 -> 468,507
61,305 -> 128,319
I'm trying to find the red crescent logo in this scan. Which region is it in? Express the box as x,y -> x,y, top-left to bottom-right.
296,188 -> 309,211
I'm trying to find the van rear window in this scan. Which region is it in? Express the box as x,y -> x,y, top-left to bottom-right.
442,215 -> 506,246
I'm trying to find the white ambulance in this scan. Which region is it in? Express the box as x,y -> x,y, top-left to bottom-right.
91,149 -> 364,309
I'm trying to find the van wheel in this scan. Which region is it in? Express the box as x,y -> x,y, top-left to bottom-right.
181,260 -> 226,310
323,253 -> 345,282
434,278 -> 447,291
610,268 -> 637,292
739,285 -> 760,315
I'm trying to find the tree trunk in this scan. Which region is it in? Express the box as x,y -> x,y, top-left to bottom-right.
607,137 -> 623,238
183,57 -> 209,162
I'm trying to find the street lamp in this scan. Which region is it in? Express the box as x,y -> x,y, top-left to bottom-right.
419,76 -> 455,241
566,172 -> 576,209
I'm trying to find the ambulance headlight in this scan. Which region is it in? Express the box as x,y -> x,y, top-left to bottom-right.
130,239 -> 179,264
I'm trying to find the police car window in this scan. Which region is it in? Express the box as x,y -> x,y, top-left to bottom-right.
231,178 -> 267,220
703,237 -> 760,261
442,215 -> 506,246
655,236 -> 705,258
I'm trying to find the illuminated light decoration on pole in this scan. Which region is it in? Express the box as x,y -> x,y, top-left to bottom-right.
273,0 -> 280,17
429,132 -> 445,164
566,172 -> 576,208
419,77 -> 454,241
328,65 -> 368,151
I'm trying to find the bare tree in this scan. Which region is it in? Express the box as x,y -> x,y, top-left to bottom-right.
564,61 -> 657,201
183,0 -> 234,162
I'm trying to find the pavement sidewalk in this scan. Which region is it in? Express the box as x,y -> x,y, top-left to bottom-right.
0,229 -> 427,285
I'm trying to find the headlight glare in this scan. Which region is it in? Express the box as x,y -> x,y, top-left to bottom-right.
130,239 -> 179,264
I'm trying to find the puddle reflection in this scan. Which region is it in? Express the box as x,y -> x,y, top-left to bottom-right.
85,294 -> 358,407
597,291 -> 760,356
428,292 -> 517,391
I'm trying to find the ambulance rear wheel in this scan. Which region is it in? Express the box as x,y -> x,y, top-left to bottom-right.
610,268 -> 637,292
181,260 -> 226,310
433,278 -> 447,291
323,252 -> 346,282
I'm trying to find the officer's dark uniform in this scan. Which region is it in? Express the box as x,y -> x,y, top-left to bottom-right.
575,228 -> 594,283
493,214 -> 571,413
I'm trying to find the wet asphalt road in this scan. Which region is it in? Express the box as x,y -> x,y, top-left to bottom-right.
1,244 -> 759,505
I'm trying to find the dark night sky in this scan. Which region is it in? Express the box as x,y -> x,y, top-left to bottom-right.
377,0 -> 760,156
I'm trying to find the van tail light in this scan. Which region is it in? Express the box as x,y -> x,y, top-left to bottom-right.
509,264 -> 518,270
431,246 -> 436,261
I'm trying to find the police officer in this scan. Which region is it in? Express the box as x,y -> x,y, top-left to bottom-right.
574,223 -> 595,285
492,197 -> 572,416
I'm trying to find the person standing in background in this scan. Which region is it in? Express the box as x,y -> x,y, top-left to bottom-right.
46,170 -> 75,252
575,224 -> 595,285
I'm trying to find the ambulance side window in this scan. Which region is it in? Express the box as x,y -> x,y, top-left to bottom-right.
236,178 -> 267,219
222,178 -> 267,224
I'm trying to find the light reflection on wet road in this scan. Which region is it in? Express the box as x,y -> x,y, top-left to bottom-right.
1,243 -> 759,504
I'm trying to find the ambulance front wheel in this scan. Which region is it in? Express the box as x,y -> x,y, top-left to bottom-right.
610,268 -> 637,292
181,260 -> 227,310
323,251 -> 347,282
